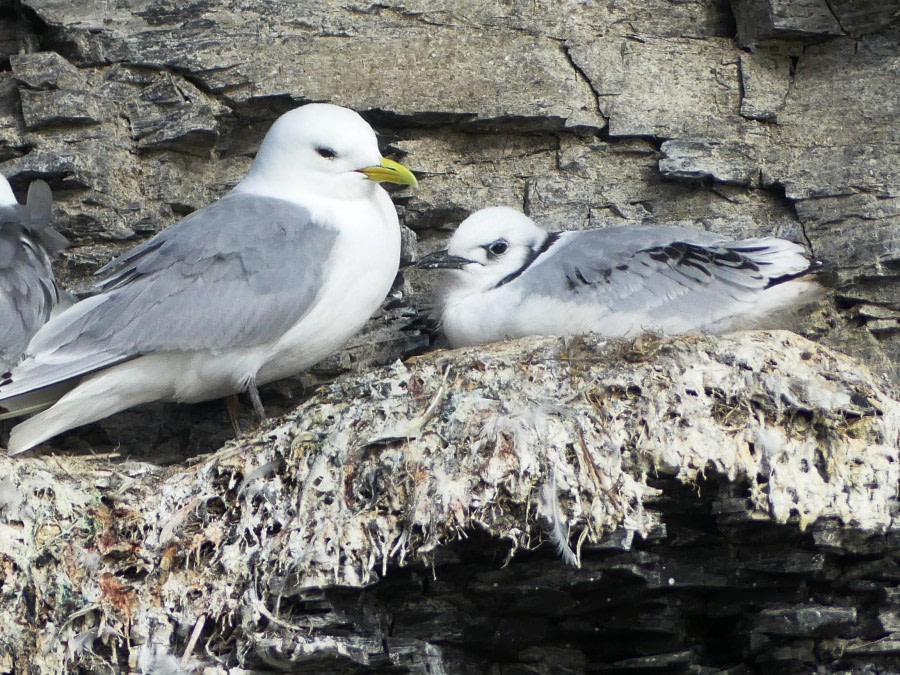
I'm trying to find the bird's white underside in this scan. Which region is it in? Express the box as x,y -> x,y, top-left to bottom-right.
442,278 -> 822,347
0,175 -> 17,207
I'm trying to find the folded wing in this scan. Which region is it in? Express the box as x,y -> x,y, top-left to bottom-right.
0,192 -> 337,405
0,180 -> 66,370
523,225 -> 814,333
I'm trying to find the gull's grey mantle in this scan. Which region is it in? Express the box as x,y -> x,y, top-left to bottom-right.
0,0 -> 898,671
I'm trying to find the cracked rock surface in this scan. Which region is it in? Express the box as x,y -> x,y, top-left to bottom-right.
0,0 -> 898,671
0,0 -> 896,387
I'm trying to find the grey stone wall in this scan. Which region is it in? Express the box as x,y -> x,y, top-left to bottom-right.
0,0 -> 897,387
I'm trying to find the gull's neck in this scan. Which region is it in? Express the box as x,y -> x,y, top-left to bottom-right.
234,171 -> 379,205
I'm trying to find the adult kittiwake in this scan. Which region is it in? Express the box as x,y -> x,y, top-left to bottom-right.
1,103 -> 417,455
0,174 -> 68,372
417,207 -> 821,347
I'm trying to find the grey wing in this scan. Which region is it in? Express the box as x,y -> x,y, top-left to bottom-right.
4,193 -> 337,395
522,225 -> 812,325
24,180 -> 68,256
0,207 -> 60,369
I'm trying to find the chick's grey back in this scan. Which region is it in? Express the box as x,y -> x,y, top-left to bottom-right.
513,224 -> 813,333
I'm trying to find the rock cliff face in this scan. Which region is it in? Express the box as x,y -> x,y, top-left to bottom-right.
1,0 -> 897,384
0,0 -> 898,671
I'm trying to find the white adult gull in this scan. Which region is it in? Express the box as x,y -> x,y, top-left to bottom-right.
0,173 -> 68,373
0,103 -> 417,455
417,206 -> 821,347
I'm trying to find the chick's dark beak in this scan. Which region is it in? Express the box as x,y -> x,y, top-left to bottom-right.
415,249 -> 474,270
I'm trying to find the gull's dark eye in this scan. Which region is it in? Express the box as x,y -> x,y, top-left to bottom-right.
487,240 -> 509,257
316,147 -> 337,159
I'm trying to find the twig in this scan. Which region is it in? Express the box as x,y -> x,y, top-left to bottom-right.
180,614 -> 206,668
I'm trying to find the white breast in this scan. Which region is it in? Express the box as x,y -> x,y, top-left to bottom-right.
143,186 -> 401,403
442,285 -> 523,347
257,188 -> 401,384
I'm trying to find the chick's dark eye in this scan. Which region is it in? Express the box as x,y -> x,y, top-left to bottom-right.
488,240 -> 508,256
316,147 -> 337,159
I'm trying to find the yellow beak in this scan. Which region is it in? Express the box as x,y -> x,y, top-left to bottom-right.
359,157 -> 418,187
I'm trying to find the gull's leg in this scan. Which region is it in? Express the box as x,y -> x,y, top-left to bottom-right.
246,381 -> 266,422
225,395 -> 242,436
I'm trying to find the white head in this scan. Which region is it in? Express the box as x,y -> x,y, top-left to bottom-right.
417,207 -> 550,292
0,173 -> 18,207
240,103 -> 416,200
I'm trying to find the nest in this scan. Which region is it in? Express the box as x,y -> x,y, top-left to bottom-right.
1,330 -> 897,671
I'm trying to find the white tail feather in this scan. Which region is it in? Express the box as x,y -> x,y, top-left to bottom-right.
731,237 -> 811,278
713,278 -> 824,333
6,359 -> 174,455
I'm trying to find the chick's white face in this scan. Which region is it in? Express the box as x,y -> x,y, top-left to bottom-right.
446,207 -> 548,291
248,103 -> 384,198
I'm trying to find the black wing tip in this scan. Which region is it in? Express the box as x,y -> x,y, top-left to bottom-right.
765,258 -> 831,289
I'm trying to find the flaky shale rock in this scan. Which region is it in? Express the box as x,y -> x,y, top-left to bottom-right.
1,331 -> 898,672
0,0 -> 898,390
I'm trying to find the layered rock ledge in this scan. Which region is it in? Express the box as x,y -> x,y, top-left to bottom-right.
2,331 -> 898,671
